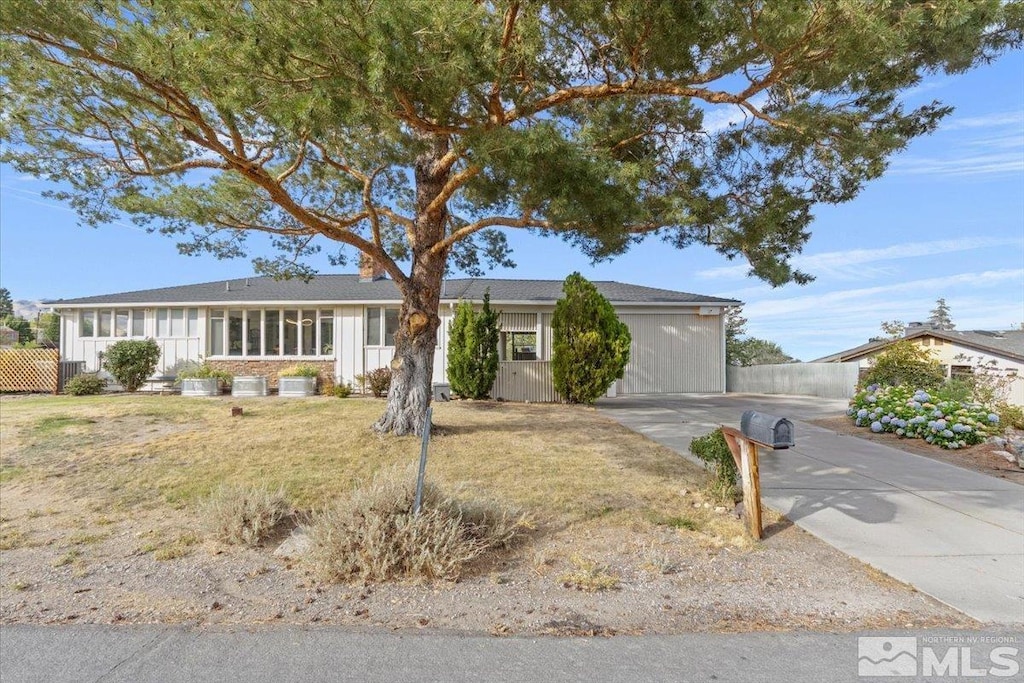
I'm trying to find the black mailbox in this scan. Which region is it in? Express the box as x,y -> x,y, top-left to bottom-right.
740,410 -> 795,449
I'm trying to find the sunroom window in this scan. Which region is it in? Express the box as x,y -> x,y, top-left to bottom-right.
366,307 -> 399,346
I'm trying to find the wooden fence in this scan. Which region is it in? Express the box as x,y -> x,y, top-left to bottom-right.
0,348 -> 60,394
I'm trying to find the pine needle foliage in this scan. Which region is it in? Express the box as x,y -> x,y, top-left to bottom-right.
551,273 -> 631,404
447,290 -> 501,399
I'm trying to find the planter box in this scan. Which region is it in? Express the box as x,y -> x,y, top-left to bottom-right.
279,376 -> 317,397
232,375 -> 268,397
180,378 -> 221,397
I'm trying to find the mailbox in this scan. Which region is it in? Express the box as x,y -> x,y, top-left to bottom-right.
740,410 -> 794,449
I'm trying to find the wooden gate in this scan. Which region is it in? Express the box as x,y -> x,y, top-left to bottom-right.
0,348 -> 60,394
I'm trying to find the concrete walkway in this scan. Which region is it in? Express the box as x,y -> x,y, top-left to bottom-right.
597,393 -> 1024,624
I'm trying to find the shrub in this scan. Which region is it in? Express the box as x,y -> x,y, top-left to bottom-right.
202,484 -> 290,547
447,291 -> 501,399
551,272 -> 631,404
847,384 -> 999,449
996,403 -> 1024,430
861,340 -> 946,391
322,381 -> 352,398
279,364 -> 320,378
102,339 -> 161,392
306,466 -> 527,582
177,362 -> 233,383
63,373 -> 106,396
689,428 -> 739,493
365,367 -> 392,397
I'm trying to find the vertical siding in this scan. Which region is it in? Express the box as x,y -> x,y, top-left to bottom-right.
541,313 -> 553,361
618,313 -> 723,393
491,361 -> 558,402
499,312 -> 537,332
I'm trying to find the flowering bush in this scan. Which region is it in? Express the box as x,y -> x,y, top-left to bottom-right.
847,384 -> 1000,450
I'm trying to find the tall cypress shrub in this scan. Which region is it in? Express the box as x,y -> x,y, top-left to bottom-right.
446,290 -> 501,399
551,273 -> 631,404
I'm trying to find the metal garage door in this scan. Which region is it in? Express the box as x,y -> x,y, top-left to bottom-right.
618,313 -> 723,394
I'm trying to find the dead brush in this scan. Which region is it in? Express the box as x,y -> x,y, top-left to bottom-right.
306,465 -> 528,582
202,484 -> 290,547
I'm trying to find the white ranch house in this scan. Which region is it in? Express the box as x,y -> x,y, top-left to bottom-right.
49,273 -> 739,399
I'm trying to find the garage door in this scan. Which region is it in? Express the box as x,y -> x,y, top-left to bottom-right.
618,313 -> 723,394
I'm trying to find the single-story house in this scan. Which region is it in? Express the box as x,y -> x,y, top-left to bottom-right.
813,323 -> 1024,406
47,267 -> 740,399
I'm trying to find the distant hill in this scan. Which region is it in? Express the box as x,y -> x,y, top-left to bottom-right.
12,300 -> 48,320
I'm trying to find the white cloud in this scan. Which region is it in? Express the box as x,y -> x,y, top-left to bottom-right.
697,236 -> 1023,281
890,152 -> 1024,177
701,93 -> 769,134
941,110 -> 1024,131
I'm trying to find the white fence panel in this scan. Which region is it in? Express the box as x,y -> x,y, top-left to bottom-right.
726,362 -> 859,399
491,361 -> 559,402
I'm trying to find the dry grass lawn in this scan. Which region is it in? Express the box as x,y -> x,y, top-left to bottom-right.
0,393 -> 967,633
0,394 -> 733,539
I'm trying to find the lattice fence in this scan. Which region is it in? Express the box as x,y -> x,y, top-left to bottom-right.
0,348 -> 60,394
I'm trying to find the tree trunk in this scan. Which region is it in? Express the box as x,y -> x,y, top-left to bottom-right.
373,138 -> 450,436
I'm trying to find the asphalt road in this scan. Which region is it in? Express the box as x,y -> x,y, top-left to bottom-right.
2,625 -> 1022,683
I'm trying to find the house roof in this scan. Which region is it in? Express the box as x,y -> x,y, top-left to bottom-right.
46,275 -> 740,308
812,328 -> 1024,364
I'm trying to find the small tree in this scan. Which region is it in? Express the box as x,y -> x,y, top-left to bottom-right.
725,308 -> 748,366
447,291 -> 501,400
551,273 -> 631,404
102,339 -> 161,392
862,340 -> 946,391
40,312 -> 60,345
0,288 -> 12,318
928,298 -> 955,330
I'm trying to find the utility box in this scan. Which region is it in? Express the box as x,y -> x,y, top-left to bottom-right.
432,382 -> 451,402
740,410 -> 794,449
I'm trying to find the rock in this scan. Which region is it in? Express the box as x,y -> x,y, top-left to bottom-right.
714,506 -> 728,514
273,527 -> 311,560
989,436 -> 1007,448
993,450 -> 1018,465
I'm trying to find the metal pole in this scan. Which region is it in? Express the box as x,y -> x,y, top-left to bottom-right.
413,406 -> 432,516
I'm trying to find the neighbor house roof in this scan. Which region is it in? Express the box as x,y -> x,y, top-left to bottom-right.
47,275 -> 740,308
812,328 -> 1024,364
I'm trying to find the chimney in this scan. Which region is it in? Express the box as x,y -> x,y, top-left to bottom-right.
359,254 -> 387,282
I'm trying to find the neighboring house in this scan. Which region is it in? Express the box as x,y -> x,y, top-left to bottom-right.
47,266 -> 739,398
813,324 -> 1024,406
0,325 -> 18,348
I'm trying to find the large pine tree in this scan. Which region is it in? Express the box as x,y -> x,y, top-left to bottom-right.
2,2 -> 1020,432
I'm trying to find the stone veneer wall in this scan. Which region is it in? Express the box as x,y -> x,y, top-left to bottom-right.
207,359 -> 335,390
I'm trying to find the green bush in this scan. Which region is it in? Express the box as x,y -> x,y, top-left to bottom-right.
177,362 -> 233,383
996,403 -> 1024,430
861,340 -> 946,391
102,339 -> 161,392
551,273 -> 631,404
447,290 -> 501,399
331,383 -> 353,398
848,385 -> 999,449
689,428 -> 738,490
279,364 -> 320,378
64,373 -> 106,396
366,367 -> 392,397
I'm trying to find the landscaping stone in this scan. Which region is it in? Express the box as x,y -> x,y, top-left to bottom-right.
273,527 -> 311,560
993,450 -> 1018,464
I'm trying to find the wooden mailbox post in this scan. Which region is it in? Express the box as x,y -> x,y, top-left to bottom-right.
721,411 -> 794,540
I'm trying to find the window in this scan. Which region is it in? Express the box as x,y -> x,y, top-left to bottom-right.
300,309 -> 317,356
283,309 -> 299,355
80,309 -> 146,338
264,309 -> 281,355
155,308 -> 198,338
80,311 -> 94,337
319,310 -> 334,354
366,307 -> 400,346
131,312 -> 145,337
246,310 -> 262,356
228,310 -> 243,355
504,332 -> 537,360
951,365 -> 974,379
210,310 -> 225,356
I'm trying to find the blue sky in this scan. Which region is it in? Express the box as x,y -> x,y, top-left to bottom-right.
1,53 -> 1021,362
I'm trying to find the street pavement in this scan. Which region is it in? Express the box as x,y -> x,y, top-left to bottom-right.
597,393 -> 1024,625
1,625 -> 1020,682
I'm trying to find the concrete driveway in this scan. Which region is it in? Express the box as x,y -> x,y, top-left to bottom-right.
597,393 -> 1024,624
